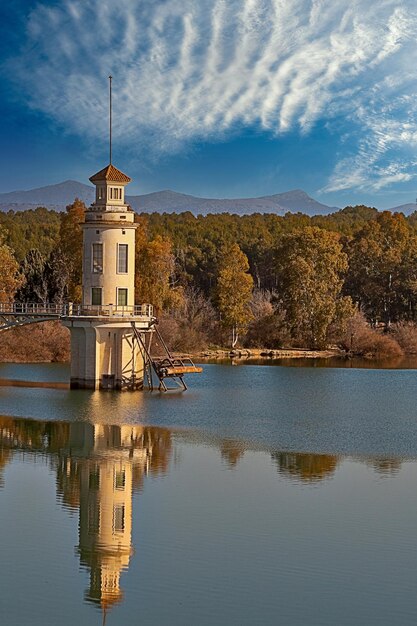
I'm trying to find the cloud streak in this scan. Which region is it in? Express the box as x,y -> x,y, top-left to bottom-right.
6,0 -> 417,192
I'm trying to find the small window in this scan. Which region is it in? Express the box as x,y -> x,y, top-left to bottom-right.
109,187 -> 121,200
92,287 -> 102,306
115,470 -> 125,490
113,505 -> 125,532
117,244 -> 128,273
92,243 -> 103,273
117,288 -> 128,307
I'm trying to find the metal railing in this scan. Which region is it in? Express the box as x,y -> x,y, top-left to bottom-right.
0,302 -> 154,319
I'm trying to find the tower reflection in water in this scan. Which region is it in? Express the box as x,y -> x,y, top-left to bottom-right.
1,415 -> 404,617
56,423 -> 172,611
0,417 -> 172,613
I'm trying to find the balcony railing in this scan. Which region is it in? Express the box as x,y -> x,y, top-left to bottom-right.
0,302 -> 154,319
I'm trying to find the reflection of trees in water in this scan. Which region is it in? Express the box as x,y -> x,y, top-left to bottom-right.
366,458 -> 402,475
0,448 -> 10,488
0,415 -> 407,612
272,452 -> 339,483
220,440 -> 245,468
0,416 -> 71,454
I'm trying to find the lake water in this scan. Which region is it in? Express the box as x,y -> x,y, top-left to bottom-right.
2,361 -> 417,625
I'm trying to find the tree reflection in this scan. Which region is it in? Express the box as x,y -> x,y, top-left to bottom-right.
365,458 -> 402,475
220,440 -> 245,468
272,452 -> 339,483
1,414 -> 406,618
0,448 -> 10,488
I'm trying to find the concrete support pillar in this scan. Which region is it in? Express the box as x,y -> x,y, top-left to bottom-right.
64,321 -> 146,390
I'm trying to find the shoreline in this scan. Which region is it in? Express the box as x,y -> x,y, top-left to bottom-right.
192,347 -> 344,360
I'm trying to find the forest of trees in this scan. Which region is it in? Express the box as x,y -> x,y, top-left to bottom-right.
2,200 -> 417,358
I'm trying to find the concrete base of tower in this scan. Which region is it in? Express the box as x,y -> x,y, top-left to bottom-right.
61,317 -> 152,391
69,377 -> 145,391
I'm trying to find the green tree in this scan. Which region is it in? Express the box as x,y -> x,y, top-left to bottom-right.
0,207 -> 60,261
16,249 -> 48,303
44,248 -> 70,304
275,227 -> 351,348
345,212 -> 414,325
217,243 -> 254,347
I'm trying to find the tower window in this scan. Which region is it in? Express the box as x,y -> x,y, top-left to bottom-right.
113,505 -> 125,533
92,243 -> 103,273
91,287 -> 102,306
115,469 -> 126,490
109,187 -> 122,200
117,288 -> 128,307
117,244 -> 128,273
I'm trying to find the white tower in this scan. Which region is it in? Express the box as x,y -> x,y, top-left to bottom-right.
84,163 -> 136,311
62,79 -> 154,390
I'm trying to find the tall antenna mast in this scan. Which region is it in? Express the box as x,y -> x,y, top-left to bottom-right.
109,75 -> 112,164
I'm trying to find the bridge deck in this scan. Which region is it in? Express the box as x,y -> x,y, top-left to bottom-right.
0,302 -> 155,331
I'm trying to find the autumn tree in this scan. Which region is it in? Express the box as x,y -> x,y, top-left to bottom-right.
171,286 -> 216,351
216,243 -> 254,348
275,227 -> 352,348
59,198 -> 85,301
135,234 -> 181,314
0,231 -> 24,303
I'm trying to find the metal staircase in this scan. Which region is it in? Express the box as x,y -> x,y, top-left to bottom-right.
131,322 -> 202,391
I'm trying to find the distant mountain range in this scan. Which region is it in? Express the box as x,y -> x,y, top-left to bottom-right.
0,180 -> 94,210
0,180 -> 338,215
386,202 -> 417,215
0,179 -> 416,216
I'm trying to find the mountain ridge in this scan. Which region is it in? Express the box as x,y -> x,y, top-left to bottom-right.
1,179 -> 416,216
0,180 -> 339,215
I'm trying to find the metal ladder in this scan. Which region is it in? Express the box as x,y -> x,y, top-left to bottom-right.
131,322 -> 202,391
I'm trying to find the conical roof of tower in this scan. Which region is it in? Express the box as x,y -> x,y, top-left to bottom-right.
89,164 -> 131,184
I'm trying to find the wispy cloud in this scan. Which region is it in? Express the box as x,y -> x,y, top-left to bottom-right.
6,0 -> 417,191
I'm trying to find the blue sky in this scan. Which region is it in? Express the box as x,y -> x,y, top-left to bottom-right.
1,0 -> 417,209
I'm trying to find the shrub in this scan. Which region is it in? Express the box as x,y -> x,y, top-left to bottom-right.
391,322 -> 417,354
0,321 -> 70,362
244,311 -> 291,349
337,313 -> 403,358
